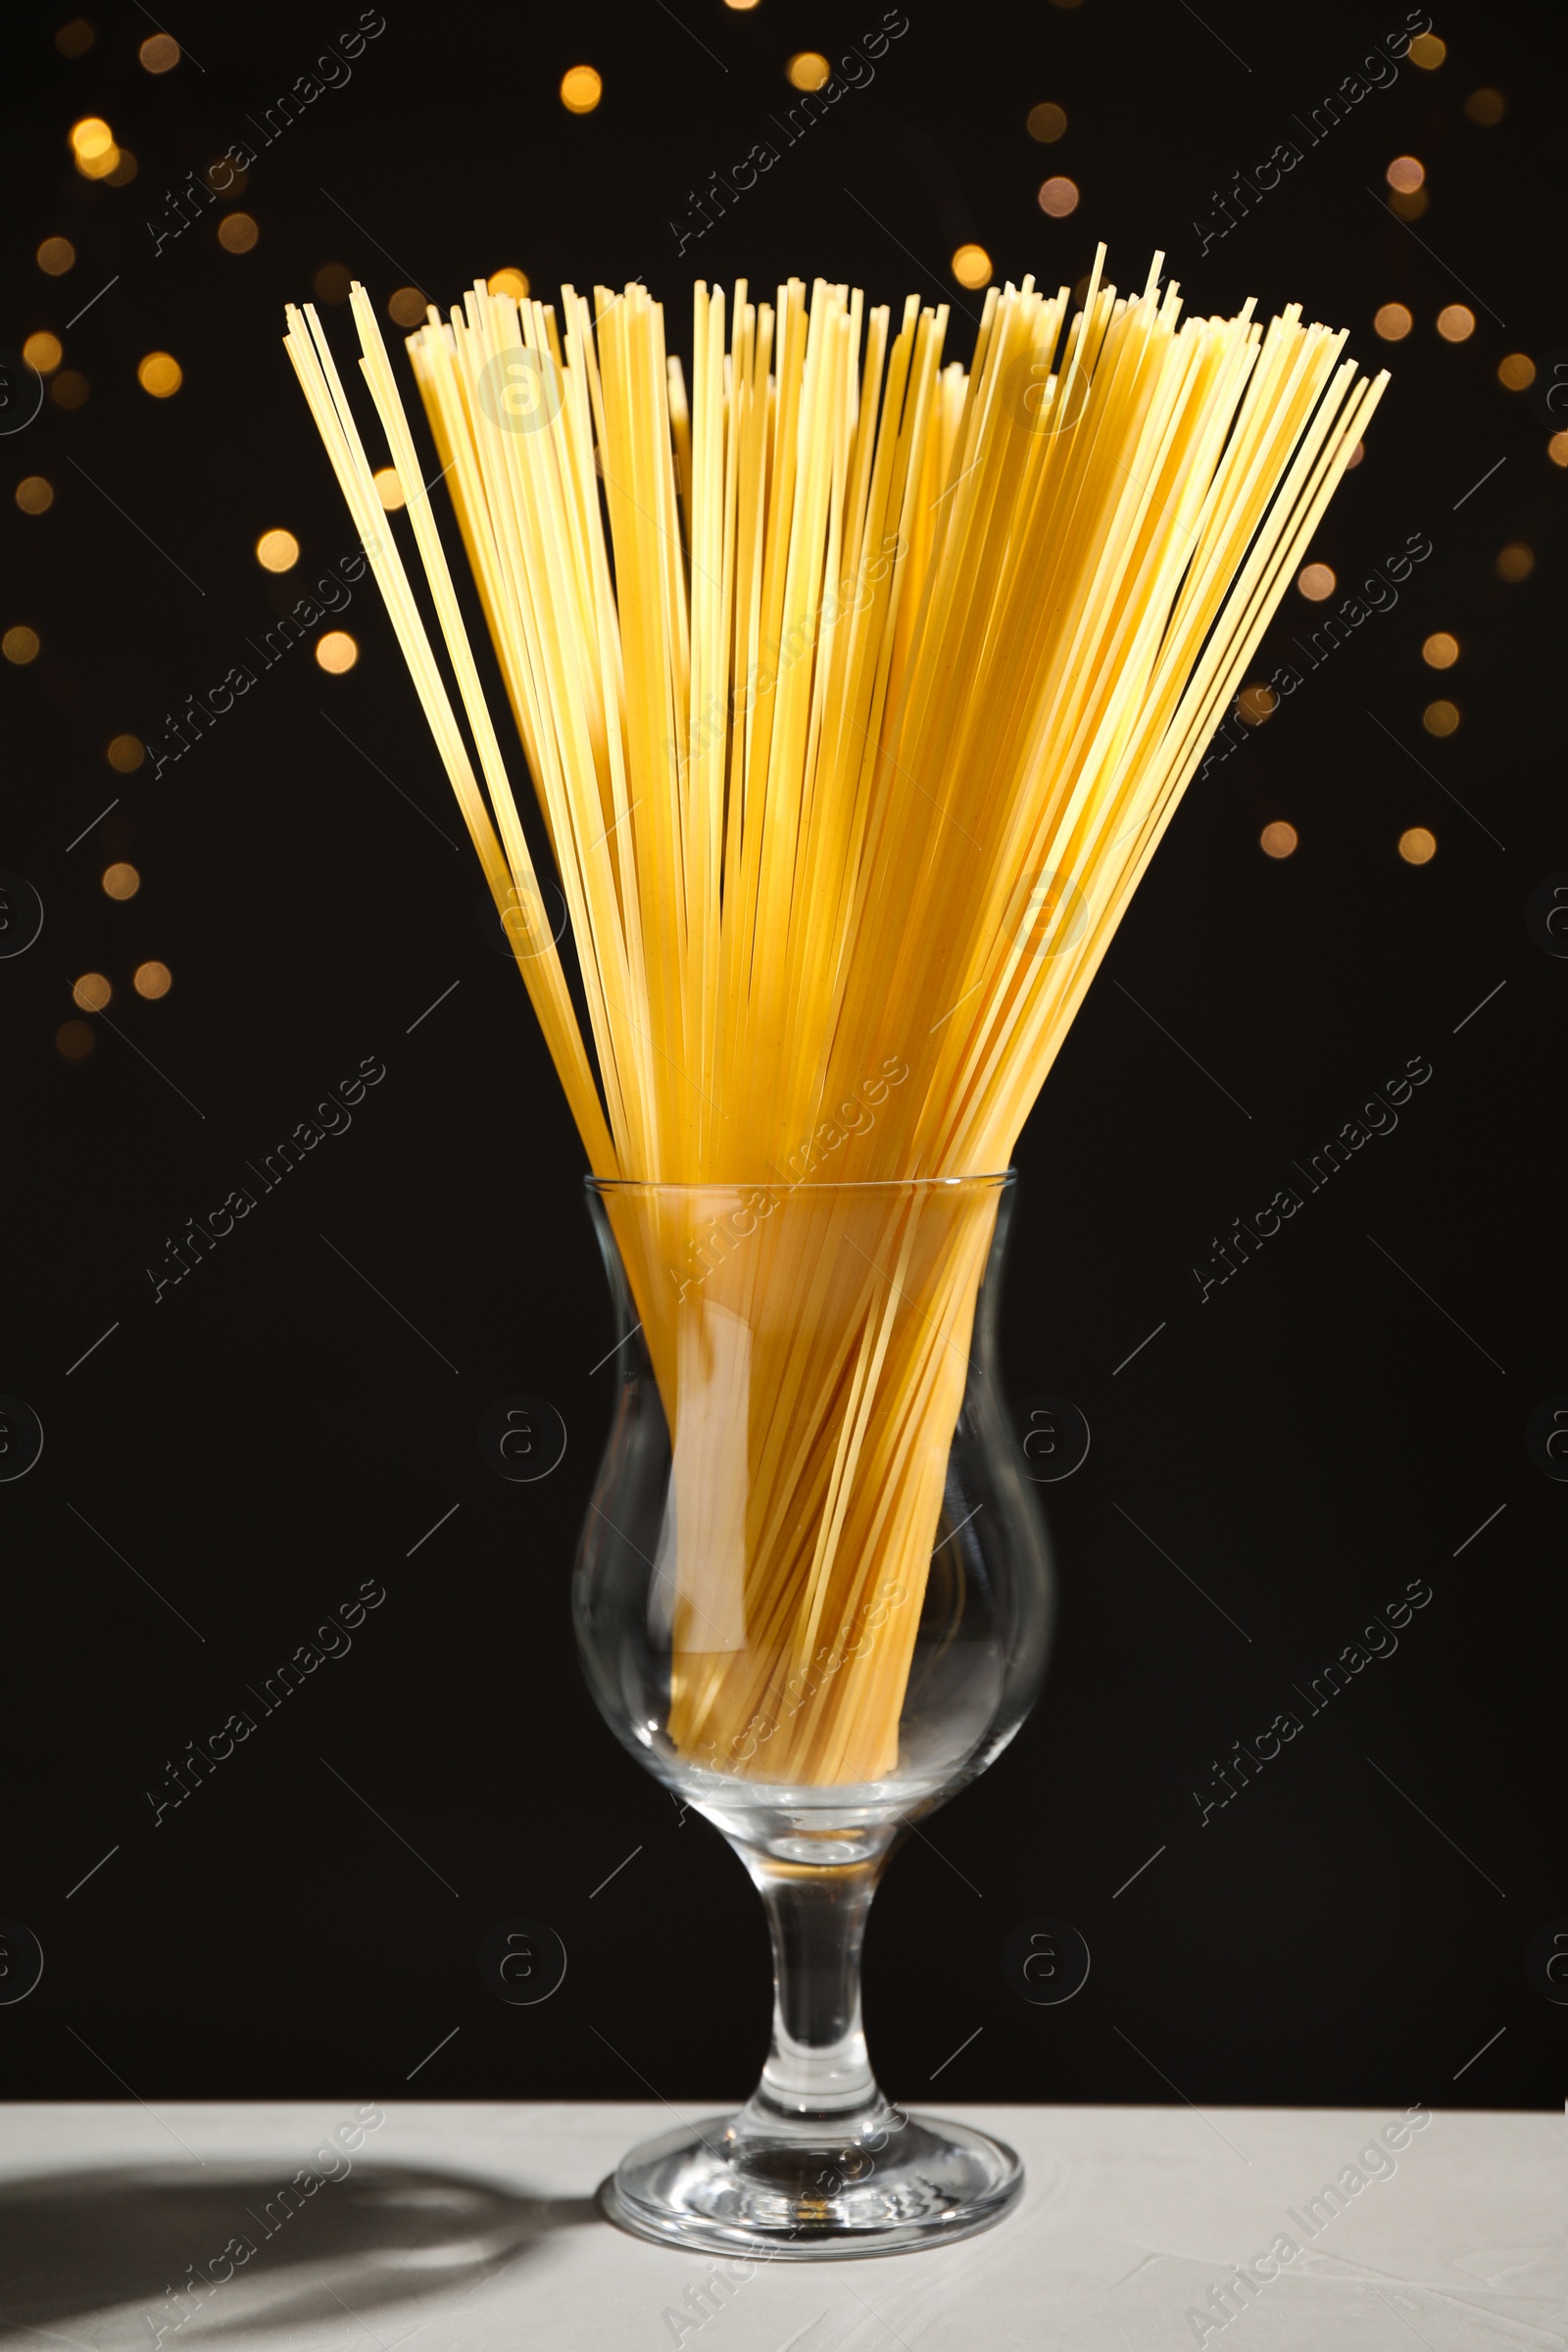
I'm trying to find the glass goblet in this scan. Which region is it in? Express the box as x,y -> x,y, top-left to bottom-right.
575,1171 -> 1054,2257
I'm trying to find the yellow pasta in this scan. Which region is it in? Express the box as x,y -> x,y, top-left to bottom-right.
285,254 -> 1384,1783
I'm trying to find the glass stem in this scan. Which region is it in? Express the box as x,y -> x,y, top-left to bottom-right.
737,1853 -> 893,2134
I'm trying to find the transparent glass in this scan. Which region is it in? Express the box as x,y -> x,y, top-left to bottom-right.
574,1172 -> 1054,2257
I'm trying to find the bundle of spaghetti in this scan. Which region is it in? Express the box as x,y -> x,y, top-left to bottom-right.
285,253 -> 1384,1783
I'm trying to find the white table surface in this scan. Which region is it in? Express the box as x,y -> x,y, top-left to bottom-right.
0,2101 -> 1556,2349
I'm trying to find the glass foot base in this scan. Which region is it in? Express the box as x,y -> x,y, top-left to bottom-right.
599,2108 -> 1024,2260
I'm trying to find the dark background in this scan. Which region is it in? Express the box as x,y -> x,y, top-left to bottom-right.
1,0 -> 1560,2115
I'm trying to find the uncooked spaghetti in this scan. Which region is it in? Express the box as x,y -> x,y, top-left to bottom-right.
285,254 -> 1383,1784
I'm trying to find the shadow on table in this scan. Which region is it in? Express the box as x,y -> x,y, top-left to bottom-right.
0,2158 -> 600,2341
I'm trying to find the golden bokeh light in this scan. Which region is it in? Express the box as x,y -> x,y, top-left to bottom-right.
3,625 -> 40,664
1547,431 -> 1568,468
102,861 -> 141,901
56,1019 -> 95,1060
1421,700 -> 1459,737
1495,542 -> 1534,581
218,212 -> 259,253
1373,304 -> 1413,341
314,263 -> 352,304
561,63 -> 605,110
724,0 -> 761,9
1237,682 -> 1278,725
1436,305 -> 1475,342
1259,821 -> 1298,859
133,960 -> 172,1000
317,631 -> 359,674
255,527 -> 300,573
1027,102 -> 1067,142
951,244 -> 993,290
137,351 -> 183,398
55,20 -> 95,56
1345,439 -> 1365,468
71,117 -> 119,179
50,369 -> 89,410
372,466 -> 406,511
1398,826 -> 1438,864
1421,632 -> 1459,669
1497,353 -> 1536,390
487,268 -> 530,300
1297,563 -> 1336,601
36,236 -> 75,275
139,32 -> 179,71
785,52 -> 830,91
23,332 -> 63,375
15,476 -> 54,515
104,150 -> 138,186
1408,32 -> 1446,68
1386,155 -> 1425,192
387,286 -> 427,327
107,733 -> 145,772
1037,176 -> 1080,218
73,970 -> 112,1011
1465,87 -> 1504,124
1389,187 -> 1429,220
